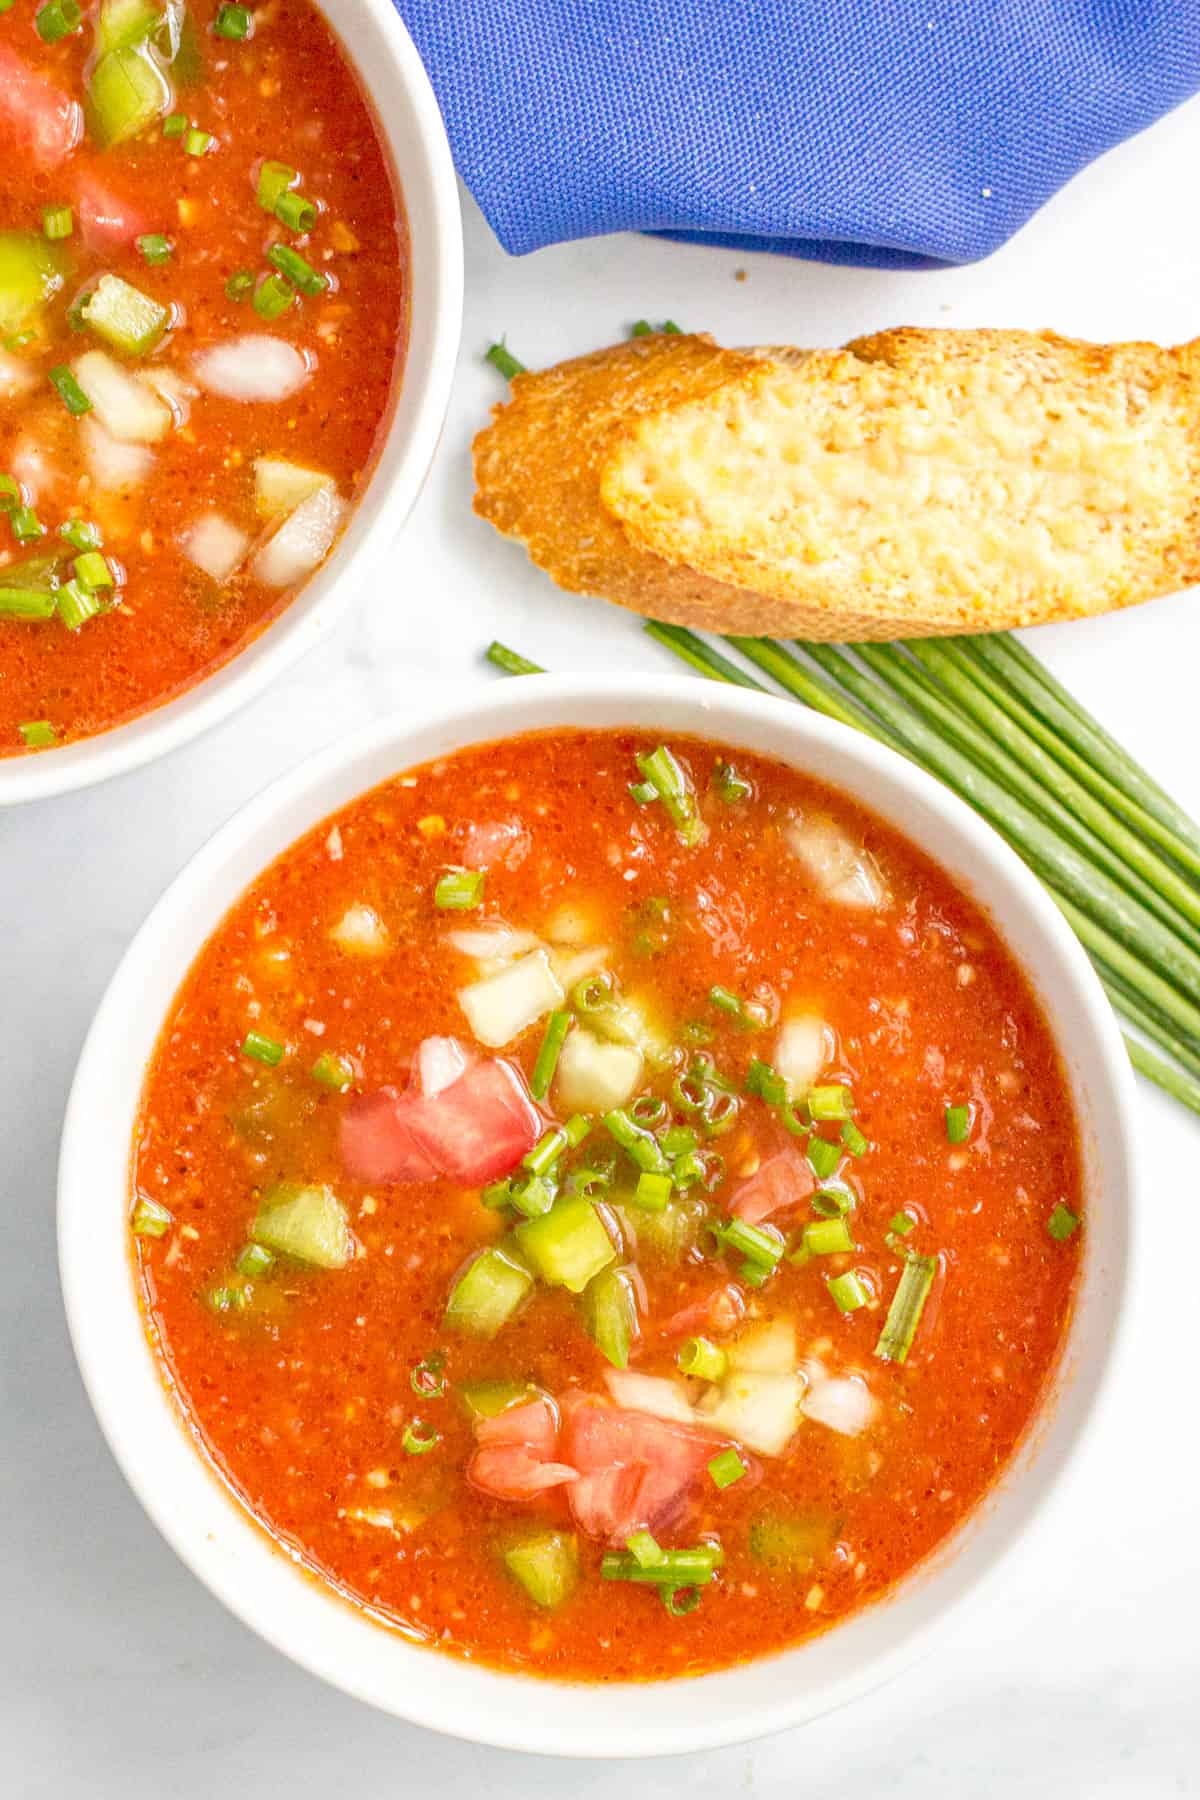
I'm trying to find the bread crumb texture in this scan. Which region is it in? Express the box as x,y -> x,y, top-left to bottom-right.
475,328 -> 1200,639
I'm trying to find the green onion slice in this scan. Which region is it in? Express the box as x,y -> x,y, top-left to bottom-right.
875,1254 -> 937,1361
275,189 -> 316,233
707,1447 -> 748,1490
137,233 -> 173,264
633,743 -> 705,847
626,1530 -> 664,1569
267,241 -> 327,296
1047,1201 -> 1080,1241
42,205 -> 74,241
945,1102 -> 973,1144
241,1030 -> 284,1066
214,0 -> 252,37
530,1010 -> 570,1101
678,1336 -> 726,1381
402,1420 -> 440,1455
252,273 -> 294,320
434,867 -> 485,910
35,0 -> 81,41
828,1270 -> 870,1313
311,1051 -> 353,1091
485,341 -> 526,380
18,720 -> 57,748
410,1353 -> 447,1398
48,365 -> 93,417
131,1195 -> 173,1237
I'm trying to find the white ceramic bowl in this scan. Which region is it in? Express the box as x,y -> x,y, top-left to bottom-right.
1,0 -> 462,808
59,676 -> 1135,1757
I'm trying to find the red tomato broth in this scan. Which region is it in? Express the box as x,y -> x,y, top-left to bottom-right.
132,729 -> 1083,1681
0,0 -> 407,752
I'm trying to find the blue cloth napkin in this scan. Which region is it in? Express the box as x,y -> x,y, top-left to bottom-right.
396,0 -> 1200,269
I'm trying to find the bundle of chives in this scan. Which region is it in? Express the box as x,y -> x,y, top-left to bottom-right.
483,630 -> 1200,1119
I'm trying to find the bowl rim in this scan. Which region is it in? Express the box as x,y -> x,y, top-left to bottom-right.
58,674 -> 1137,1756
0,0 -> 463,808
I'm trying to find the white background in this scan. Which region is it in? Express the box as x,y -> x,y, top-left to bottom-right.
4,93 -> 1200,1797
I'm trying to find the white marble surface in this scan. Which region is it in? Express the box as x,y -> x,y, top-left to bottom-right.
5,96 -> 1200,1794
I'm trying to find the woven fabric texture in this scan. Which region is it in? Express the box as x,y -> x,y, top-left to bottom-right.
396,0 -> 1200,267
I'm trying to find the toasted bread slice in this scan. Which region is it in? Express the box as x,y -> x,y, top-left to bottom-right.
601,327 -> 1200,636
471,333 -> 854,634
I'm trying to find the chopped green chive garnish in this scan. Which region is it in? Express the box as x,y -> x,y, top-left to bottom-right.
485,340 -> 526,380
484,638 -> 541,675
402,1420 -> 440,1455
663,1586 -> 703,1615
719,1216 -> 785,1281
841,1119 -> 869,1156
137,233 -> 173,265
11,506 -> 45,544
634,1169 -> 672,1211
410,1353 -> 447,1398
162,111 -> 188,138
131,1195 -> 173,1237
266,241 -> 327,296
42,205 -> 74,241
236,1242 -> 275,1278
204,1283 -> 249,1315
214,0 -> 252,37
0,475 -> 20,513
711,758 -> 752,803
604,1107 -> 668,1173
256,160 -> 297,211
311,1051 -> 354,1091
632,744 -> 705,847
18,720 -> 57,748
241,1030 -> 284,1066
1047,1202 -> 1080,1241
434,867 -> 485,910
274,189 -> 316,233
626,1530 -> 664,1569
0,589 -> 57,620
744,1057 -> 788,1106
875,1253 -> 936,1359
945,1102 -> 973,1144
74,550 -> 112,589
184,127 -> 214,157
828,1270 -> 871,1314
530,1010 -> 570,1101
508,1171 -> 556,1221
35,0 -> 81,41
601,1544 -> 721,1586
708,984 -> 768,1030
678,1335 -> 726,1381
225,269 -> 255,301
810,1184 -> 853,1219
59,518 -> 101,552
889,1210 -> 916,1237
48,366 -> 92,417
252,272 -> 294,320
806,1136 -> 841,1181
808,1084 -> 855,1121
803,1217 -> 854,1257
55,578 -> 103,632
631,319 -> 652,337
707,1447 -> 748,1490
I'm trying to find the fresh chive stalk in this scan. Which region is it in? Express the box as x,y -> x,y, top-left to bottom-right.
875,1255 -> 937,1362
485,341 -> 526,379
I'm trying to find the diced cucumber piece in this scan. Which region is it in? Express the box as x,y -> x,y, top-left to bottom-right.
515,1196 -> 615,1294
82,275 -> 169,357
88,45 -> 172,148
581,1265 -> 639,1368
458,1378 -> 539,1419
502,1531 -> 578,1608
747,1511 -> 840,1574
253,456 -> 334,521
252,1181 -> 353,1269
627,1194 -> 707,1261
444,1245 -> 533,1337
0,232 -> 66,336
96,0 -> 161,51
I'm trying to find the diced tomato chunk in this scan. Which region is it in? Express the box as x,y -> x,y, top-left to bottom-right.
340,1050 -> 542,1187
468,1395 -> 578,1501
662,1282 -> 746,1339
560,1394 -> 721,1545
339,1087 -> 439,1183
468,1446 -> 579,1501
728,1149 -> 814,1224
77,171 -> 149,253
0,45 -> 82,170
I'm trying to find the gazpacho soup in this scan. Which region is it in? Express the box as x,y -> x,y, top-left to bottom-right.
132,730 -> 1083,1681
0,0 -> 407,754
